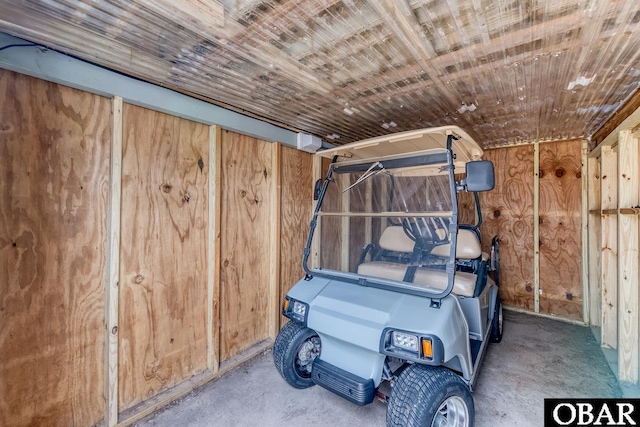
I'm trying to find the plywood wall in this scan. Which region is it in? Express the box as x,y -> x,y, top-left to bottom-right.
587,126 -> 640,384
456,174 -> 477,226
0,69 -> 316,425
319,165 -> 343,271
279,146 -> 313,325
219,131 -> 275,361
0,70 -> 109,426
118,104 -> 210,410
481,146 -> 536,311
538,140 -> 583,320
480,141 -> 584,320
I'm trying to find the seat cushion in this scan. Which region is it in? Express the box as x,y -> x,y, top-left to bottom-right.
430,229 -> 482,260
378,226 -> 415,253
357,262 -> 477,297
413,267 -> 477,297
357,261 -> 407,281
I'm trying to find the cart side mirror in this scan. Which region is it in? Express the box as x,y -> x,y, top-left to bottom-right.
313,179 -> 323,200
465,161 -> 495,192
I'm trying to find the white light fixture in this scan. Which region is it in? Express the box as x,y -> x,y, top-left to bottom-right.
297,133 -> 322,153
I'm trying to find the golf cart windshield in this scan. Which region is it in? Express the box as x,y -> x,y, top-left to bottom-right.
307,148 -> 459,297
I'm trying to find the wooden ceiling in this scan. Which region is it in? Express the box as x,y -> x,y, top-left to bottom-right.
1,0 -> 639,148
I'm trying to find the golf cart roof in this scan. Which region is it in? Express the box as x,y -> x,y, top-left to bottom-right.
317,125 -> 483,166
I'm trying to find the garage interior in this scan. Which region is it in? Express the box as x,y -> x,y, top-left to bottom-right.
0,0 -> 639,426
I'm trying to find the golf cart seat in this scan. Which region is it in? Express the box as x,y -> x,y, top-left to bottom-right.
356,226 -> 482,297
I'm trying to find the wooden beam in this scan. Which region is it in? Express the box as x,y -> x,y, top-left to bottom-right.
600,145 -> 618,349
365,0 -> 459,113
269,142 -> 282,338
136,0 -> 224,30
208,125 -> 222,373
581,140 -> 589,324
341,181 -> 350,272
311,155 -> 322,269
592,89 -> 640,149
533,142 -> 540,313
345,5 -> 618,97
617,130 -> 639,383
105,95 -> 123,427
587,156 -> 602,327
601,208 -> 640,215
364,179 -> 373,248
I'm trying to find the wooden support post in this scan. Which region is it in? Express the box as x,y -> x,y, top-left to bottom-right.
364,179 -> 373,246
580,140 -> 591,325
533,142 -> 540,313
269,143 -> 282,338
311,155 -> 322,269
617,130 -> 639,383
581,141 -> 590,324
600,145 -> 618,349
587,156 -> 602,328
341,184 -> 350,272
208,125 -> 222,373
105,95 -> 123,427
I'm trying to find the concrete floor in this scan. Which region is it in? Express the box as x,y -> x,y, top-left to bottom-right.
137,311 -> 622,427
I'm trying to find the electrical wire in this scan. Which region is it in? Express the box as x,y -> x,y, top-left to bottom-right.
0,43 -> 41,52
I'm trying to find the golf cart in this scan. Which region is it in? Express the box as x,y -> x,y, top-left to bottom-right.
274,126 -> 501,427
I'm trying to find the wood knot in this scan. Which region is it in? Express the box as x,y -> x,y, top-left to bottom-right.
493,209 -> 500,218
538,169 -> 544,179
575,171 -> 581,178
198,157 -> 204,173
263,168 -> 268,179
254,196 -> 260,204
133,274 -> 144,284
566,293 -> 573,301
223,260 -> 229,267
232,331 -> 239,338
240,190 -> 247,198
111,326 -> 118,335
525,285 -> 533,292
183,192 -> 190,203
555,168 -> 565,178
161,182 -> 172,193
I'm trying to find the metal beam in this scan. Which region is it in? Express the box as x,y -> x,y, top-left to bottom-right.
0,32 -> 302,148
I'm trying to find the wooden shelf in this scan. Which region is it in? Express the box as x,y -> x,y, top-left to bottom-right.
592,208 -> 640,215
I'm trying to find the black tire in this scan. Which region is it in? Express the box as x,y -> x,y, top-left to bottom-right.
387,364 -> 474,427
490,236 -> 500,287
273,321 -> 321,389
490,295 -> 503,343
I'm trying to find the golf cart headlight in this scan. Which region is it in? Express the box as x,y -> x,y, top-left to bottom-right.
391,331 -> 419,352
292,301 -> 306,317
282,297 -> 308,324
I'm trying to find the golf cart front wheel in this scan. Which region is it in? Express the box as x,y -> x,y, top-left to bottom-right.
273,321 -> 321,389
387,364 -> 474,427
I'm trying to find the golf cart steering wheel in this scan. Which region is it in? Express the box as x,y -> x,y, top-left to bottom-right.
401,216 -> 449,248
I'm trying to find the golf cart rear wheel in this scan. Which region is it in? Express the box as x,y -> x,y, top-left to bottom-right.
273,321 -> 321,389
490,295 -> 503,343
387,364 -> 474,427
